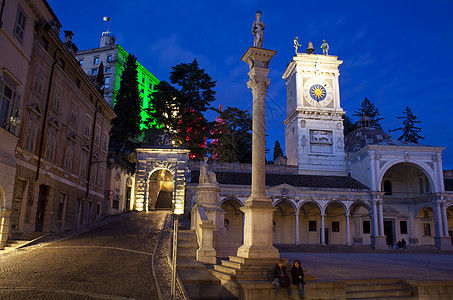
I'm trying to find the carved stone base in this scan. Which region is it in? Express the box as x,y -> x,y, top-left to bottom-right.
434,237 -> 453,250
371,236 -> 388,250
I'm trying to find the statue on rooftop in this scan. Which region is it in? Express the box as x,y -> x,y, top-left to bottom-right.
252,10 -> 265,48
321,39 -> 329,55
199,157 -> 217,184
294,37 -> 302,55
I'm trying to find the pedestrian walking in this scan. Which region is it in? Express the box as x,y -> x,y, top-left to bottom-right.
272,258 -> 291,298
291,260 -> 306,299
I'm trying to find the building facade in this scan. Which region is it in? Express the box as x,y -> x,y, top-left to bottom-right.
76,34 -> 160,130
0,1 -> 116,247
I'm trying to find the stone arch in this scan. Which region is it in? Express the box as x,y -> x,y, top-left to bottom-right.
298,201 -> 322,244
415,206 -> 435,246
273,200 -> 296,244
221,197 -> 243,243
148,169 -> 174,210
349,201 -> 372,245
273,198 -> 297,212
377,160 -> 438,193
324,201 -> 347,245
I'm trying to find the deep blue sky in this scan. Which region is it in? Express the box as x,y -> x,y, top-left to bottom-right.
48,0 -> 453,170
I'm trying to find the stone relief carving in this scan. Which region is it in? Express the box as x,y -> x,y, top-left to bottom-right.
301,135 -> 307,147
300,119 -> 306,128
336,137 -> 344,149
311,130 -> 332,144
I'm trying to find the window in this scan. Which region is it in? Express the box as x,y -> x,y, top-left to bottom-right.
92,69 -> 98,75
79,60 -> 83,66
363,220 -> 371,234
0,84 -> 13,129
45,128 -> 57,161
90,164 -> 97,185
142,78 -> 145,84
51,87 -> 63,112
14,6 -> 27,41
24,114 -> 39,153
94,125 -> 101,146
98,166 -> 105,187
69,103 -> 78,126
419,178 -> 424,194
83,114 -> 92,137
309,221 -> 317,232
332,221 -> 340,232
107,55 -> 112,62
104,76 -> 110,89
80,151 -> 88,179
149,83 -> 153,90
57,193 -> 66,221
383,180 -> 392,195
423,223 -> 431,236
33,65 -> 45,96
400,221 -> 408,235
112,198 -> 119,209
64,140 -> 74,171
96,203 -> 101,215
93,57 -> 99,65
105,67 -> 111,73
102,133 -> 109,153
423,209 -> 430,219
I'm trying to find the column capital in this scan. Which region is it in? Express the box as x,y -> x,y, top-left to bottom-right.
241,47 -> 277,70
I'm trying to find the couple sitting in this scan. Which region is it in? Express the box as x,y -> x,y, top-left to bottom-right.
272,258 -> 306,299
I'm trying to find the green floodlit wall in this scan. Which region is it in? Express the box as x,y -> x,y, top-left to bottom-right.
114,45 -> 161,131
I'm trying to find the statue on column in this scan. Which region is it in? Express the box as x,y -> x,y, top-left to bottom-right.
199,157 -> 217,184
294,37 -> 302,55
252,10 -> 265,48
321,39 -> 329,55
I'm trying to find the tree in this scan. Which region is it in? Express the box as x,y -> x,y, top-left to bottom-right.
210,107 -> 252,163
149,59 -> 216,160
353,97 -> 384,129
110,54 -> 142,147
342,114 -> 359,136
396,106 -> 424,143
273,140 -> 284,161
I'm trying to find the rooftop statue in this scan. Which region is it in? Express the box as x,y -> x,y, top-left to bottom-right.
199,157 -> 217,184
294,37 -> 302,55
252,10 -> 265,48
321,39 -> 329,55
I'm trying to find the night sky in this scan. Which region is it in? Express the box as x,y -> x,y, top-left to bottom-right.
48,0 -> 453,169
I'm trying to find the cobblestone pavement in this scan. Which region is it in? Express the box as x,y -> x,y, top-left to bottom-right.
0,211 -> 170,300
283,252 -> 453,281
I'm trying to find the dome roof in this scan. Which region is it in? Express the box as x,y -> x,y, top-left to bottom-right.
345,126 -> 390,152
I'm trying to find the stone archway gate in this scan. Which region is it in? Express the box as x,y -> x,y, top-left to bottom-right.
134,148 -> 190,215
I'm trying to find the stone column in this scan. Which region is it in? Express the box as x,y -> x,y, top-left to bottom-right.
378,201 -> 385,236
434,202 -> 443,237
236,47 -> 279,259
372,200 -> 379,236
295,212 -> 299,244
320,214 -> 325,245
345,214 -> 351,245
441,203 -> 449,238
0,209 -> 12,249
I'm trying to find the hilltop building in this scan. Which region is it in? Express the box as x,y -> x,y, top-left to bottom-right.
76,32 -> 160,130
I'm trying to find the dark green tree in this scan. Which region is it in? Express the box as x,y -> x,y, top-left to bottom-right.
342,114 -> 359,136
353,97 -> 384,129
149,59 -> 216,160
210,107 -> 252,163
110,54 -> 142,146
273,140 -> 284,161
396,106 -> 424,143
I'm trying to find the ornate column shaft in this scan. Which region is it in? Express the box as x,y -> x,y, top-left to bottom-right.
236,47 -> 279,259
372,200 -> 379,236
434,202 -> 443,237
295,212 -> 299,244
320,214 -> 325,245
378,201 -> 384,236
345,214 -> 351,245
441,203 -> 449,237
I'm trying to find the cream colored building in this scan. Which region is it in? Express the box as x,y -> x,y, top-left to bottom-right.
0,0 -> 116,248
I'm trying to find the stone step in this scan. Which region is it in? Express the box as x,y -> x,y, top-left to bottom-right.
343,279 -> 402,285
183,283 -> 238,300
214,265 -> 271,276
228,256 -> 288,265
346,288 -> 413,299
346,297 -> 416,300
178,239 -> 198,249
347,283 -> 408,292
177,259 -> 206,270
179,269 -> 220,285
177,248 -> 196,259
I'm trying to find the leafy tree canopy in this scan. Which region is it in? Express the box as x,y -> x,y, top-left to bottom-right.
353,97 -> 384,129
210,107 -> 252,163
273,140 -> 284,161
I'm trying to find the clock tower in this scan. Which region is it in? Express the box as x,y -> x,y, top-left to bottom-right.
282,52 -> 346,175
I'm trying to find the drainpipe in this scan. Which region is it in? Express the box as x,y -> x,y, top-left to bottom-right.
0,0 -> 6,28
36,47 -> 58,181
85,100 -> 99,198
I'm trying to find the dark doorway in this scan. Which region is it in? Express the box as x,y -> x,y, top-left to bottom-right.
155,191 -> 172,209
125,187 -> 131,211
384,220 -> 394,245
35,185 -> 49,232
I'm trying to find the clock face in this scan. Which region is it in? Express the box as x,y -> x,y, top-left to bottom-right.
303,78 -> 333,107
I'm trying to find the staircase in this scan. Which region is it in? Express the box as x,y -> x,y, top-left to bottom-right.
176,230 -> 237,300
344,279 -> 416,300
1,239 -> 29,252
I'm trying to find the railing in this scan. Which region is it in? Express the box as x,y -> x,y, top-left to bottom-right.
194,206 -> 216,264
